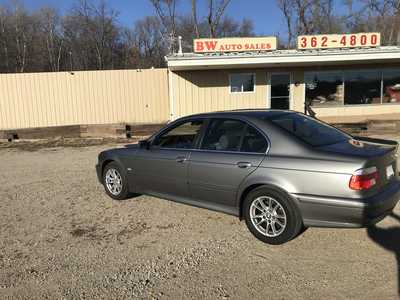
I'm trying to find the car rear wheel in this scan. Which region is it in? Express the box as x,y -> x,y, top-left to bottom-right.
102,162 -> 130,200
243,186 -> 303,245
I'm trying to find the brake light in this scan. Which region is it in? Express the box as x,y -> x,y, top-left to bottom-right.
349,167 -> 379,190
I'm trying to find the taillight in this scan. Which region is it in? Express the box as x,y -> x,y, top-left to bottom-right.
349,167 -> 379,190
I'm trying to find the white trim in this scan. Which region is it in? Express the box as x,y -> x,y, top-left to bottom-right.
266,73 -> 271,108
289,72 -> 294,111
168,69 -> 175,121
228,73 -> 256,94
167,48 -> 400,71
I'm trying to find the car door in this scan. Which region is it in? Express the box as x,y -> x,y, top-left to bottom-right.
132,119 -> 205,199
188,118 -> 269,208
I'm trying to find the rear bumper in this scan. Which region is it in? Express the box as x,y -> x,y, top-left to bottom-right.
293,180 -> 400,228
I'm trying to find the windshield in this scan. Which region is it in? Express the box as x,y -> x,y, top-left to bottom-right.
263,113 -> 350,147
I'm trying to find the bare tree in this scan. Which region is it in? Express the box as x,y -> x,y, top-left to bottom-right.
37,7 -> 63,71
11,1 -> 29,72
277,0 -> 345,47
0,6 -> 10,71
64,0 -> 120,70
149,0 -> 178,53
133,16 -> 166,68
346,0 -> 400,45
191,0 -> 199,38
277,0 -> 294,47
206,0 -> 231,38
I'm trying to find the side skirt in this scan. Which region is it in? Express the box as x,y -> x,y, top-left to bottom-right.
143,191 -> 240,217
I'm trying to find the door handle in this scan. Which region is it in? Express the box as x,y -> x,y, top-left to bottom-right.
176,156 -> 187,163
237,162 -> 252,168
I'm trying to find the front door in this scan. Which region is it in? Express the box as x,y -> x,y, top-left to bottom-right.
132,119 -> 204,199
270,73 -> 291,110
188,119 -> 268,208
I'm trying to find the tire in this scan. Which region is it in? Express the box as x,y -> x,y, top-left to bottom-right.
102,162 -> 130,200
243,186 -> 303,245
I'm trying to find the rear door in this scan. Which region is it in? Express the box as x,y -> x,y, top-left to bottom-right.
132,119 -> 205,199
188,118 -> 268,207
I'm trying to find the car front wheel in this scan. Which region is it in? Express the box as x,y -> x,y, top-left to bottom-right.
243,186 -> 303,245
102,162 -> 130,200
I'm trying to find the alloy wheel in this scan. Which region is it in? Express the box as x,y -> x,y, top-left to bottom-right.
249,196 -> 287,237
105,168 -> 123,196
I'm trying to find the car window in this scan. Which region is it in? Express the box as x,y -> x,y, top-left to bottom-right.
267,113 -> 350,147
201,119 -> 246,151
241,125 -> 268,153
153,120 -> 203,149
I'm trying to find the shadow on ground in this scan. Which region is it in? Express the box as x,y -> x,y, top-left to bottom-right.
367,212 -> 400,296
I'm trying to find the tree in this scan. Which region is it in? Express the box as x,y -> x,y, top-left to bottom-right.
10,1 -> 30,72
277,0 -> 294,47
133,16 -> 166,68
36,7 -> 63,72
149,0 -> 178,53
277,0 -> 345,47
0,5 -> 11,71
362,0 -> 400,45
62,0 -> 120,70
191,0 -> 199,38
206,0 -> 231,38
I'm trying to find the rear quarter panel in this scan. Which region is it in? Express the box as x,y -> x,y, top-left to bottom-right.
238,154 -> 365,202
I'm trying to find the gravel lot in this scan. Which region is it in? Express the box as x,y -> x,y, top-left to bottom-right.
1,141 -> 400,299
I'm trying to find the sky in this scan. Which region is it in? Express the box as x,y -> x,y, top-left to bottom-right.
1,0 -> 287,35
1,0 -> 354,38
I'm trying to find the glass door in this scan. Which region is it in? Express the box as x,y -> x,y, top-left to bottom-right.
270,73 -> 291,109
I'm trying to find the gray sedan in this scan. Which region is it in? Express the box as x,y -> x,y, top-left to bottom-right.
96,110 -> 400,244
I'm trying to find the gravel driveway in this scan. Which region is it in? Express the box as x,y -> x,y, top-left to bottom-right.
0,143 -> 399,299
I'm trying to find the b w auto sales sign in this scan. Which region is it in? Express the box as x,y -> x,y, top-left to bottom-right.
194,37 -> 277,53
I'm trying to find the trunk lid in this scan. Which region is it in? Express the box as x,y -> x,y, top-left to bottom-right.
317,137 -> 398,193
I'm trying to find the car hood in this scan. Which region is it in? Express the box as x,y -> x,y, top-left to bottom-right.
316,139 -> 394,158
124,143 -> 140,149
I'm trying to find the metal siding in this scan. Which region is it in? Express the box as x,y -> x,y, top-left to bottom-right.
171,69 -> 267,118
0,69 -> 170,130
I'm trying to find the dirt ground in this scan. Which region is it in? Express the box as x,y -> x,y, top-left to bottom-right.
1,139 -> 400,300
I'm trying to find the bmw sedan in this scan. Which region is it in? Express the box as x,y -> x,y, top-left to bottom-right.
96,110 -> 400,244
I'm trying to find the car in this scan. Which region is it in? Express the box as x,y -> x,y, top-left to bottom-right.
96,110 -> 400,244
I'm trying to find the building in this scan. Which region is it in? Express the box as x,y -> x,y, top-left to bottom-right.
2,33 -> 400,137
166,34 -> 400,123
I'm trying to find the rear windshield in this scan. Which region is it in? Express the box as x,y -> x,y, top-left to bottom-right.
264,113 -> 350,147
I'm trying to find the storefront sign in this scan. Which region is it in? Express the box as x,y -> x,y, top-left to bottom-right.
297,33 -> 381,50
194,37 -> 277,53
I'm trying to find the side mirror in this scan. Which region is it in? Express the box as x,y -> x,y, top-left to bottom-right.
139,139 -> 151,150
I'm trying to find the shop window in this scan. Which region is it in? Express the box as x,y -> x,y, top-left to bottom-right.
344,70 -> 382,105
383,69 -> 400,103
230,73 -> 255,93
305,72 -> 343,107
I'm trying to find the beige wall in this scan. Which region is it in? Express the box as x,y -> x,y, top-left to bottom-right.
171,69 -> 268,118
171,68 -> 308,119
314,104 -> 400,118
2,65 -> 400,131
0,69 -> 169,130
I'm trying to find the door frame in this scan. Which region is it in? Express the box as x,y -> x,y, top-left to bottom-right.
267,72 -> 293,110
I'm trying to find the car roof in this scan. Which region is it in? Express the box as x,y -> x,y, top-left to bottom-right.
182,109 -> 297,120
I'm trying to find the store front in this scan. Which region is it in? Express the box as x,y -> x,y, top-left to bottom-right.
166,34 -> 400,121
